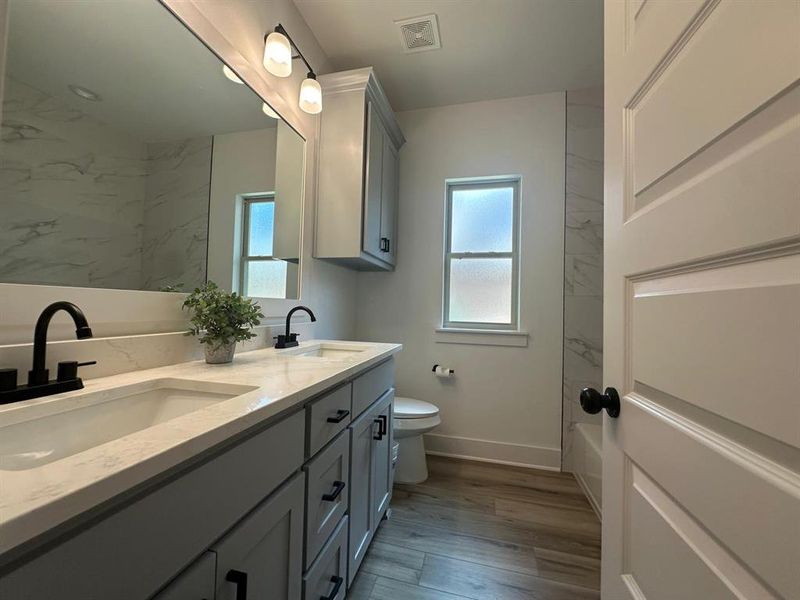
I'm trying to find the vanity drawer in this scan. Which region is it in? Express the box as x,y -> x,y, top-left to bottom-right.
304,430 -> 350,568
303,516 -> 348,600
307,383 -> 352,457
352,359 -> 394,417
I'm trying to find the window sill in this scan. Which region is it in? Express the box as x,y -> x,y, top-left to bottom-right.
434,328 -> 529,347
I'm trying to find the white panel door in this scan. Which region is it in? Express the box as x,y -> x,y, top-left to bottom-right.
603,1 -> 800,598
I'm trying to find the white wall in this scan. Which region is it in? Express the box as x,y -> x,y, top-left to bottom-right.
0,0 -> 357,370
355,93 -> 566,469
207,127 -> 278,291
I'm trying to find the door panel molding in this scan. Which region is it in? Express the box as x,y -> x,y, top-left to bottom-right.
625,459 -> 777,599
618,394 -> 800,598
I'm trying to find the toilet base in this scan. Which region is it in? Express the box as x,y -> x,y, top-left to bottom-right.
395,434 -> 430,484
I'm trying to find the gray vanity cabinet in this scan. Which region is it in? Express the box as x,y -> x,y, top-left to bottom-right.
0,358 -> 398,600
347,389 -> 394,584
152,552 -> 216,600
315,67 -> 405,271
211,473 -> 305,600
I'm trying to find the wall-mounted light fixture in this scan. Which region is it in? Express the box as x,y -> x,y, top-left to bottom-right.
264,24 -> 322,115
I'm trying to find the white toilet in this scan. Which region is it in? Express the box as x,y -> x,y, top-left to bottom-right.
393,397 -> 441,484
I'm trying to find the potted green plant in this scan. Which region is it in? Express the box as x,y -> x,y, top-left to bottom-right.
183,281 -> 264,364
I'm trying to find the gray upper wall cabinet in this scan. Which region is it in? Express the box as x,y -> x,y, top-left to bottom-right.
315,68 -> 405,271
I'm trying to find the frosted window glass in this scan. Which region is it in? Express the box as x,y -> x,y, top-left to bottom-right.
451,186 -> 513,253
245,260 -> 287,298
448,258 -> 512,323
247,201 -> 275,256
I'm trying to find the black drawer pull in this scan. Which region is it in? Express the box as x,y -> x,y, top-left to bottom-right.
321,575 -> 344,600
373,417 -> 384,440
326,409 -> 350,424
226,569 -> 248,600
322,480 -> 346,502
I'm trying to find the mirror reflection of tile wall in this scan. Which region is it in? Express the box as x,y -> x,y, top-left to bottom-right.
0,0 -> 304,299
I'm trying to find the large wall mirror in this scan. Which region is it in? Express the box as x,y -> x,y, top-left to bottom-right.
0,0 -> 304,299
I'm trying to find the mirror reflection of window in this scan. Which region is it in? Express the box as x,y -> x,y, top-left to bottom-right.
240,196 -> 288,298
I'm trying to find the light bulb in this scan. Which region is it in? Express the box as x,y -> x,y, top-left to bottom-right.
263,31 -> 292,78
222,65 -> 244,84
299,75 -> 322,114
262,102 -> 279,119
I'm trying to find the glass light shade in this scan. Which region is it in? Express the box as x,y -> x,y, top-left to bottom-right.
222,65 -> 244,84
263,31 -> 292,77
262,102 -> 279,119
299,77 -> 322,114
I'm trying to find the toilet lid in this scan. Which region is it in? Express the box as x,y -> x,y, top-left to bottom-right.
394,397 -> 439,419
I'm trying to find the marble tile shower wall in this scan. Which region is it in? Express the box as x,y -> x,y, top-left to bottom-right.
0,77 -> 210,292
562,86 -> 604,472
140,137 -> 212,292
0,77 -> 146,289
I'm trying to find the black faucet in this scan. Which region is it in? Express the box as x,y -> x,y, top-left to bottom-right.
0,301 -> 96,404
274,306 -> 317,349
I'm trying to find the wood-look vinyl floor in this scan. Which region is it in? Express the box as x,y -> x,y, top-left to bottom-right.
349,456 -> 601,600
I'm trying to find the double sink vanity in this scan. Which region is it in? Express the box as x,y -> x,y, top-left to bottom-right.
0,340 -> 401,599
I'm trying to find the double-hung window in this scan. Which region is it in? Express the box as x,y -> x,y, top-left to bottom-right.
443,178 -> 520,330
240,195 -> 287,298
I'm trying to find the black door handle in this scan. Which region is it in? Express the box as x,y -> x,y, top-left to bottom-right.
326,409 -> 350,423
580,387 -> 621,418
380,237 -> 390,252
226,569 -> 248,600
321,575 -> 344,600
322,480 -> 346,502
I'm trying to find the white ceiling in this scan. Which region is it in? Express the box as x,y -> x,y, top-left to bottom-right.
6,0 -> 277,143
293,0 -> 603,112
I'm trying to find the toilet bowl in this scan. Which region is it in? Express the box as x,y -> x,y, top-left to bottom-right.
393,397 -> 440,484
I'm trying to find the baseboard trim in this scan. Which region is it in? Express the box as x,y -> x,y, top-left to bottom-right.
574,472 -> 603,521
423,433 -> 561,471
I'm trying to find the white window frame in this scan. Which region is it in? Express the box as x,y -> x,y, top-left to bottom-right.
442,178 -> 521,331
240,194 -> 282,297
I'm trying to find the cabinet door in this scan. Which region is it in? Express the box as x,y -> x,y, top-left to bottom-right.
153,552 -> 216,600
212,473 -> 305,600
371,391 -> 394,522
362,100 -> 384,260
347,390 -> 394,584
347,404 -> 377,584
379,135 -> 399,266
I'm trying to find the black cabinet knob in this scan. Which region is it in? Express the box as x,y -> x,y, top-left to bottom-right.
580,387 -> 621,418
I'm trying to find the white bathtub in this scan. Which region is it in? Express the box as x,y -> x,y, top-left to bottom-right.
573,423 -> 602,518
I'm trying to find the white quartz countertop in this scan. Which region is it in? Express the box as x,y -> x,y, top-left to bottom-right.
0,340 -> 401,560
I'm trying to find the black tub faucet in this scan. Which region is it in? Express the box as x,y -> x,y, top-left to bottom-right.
0,301 -> 96,405
275,306 -> 316,349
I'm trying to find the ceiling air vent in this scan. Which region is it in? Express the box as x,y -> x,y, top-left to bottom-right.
395,14 -> 441,54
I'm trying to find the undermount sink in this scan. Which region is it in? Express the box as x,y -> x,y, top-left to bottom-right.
280,342 -> 369,360
0,378 -> 257,471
